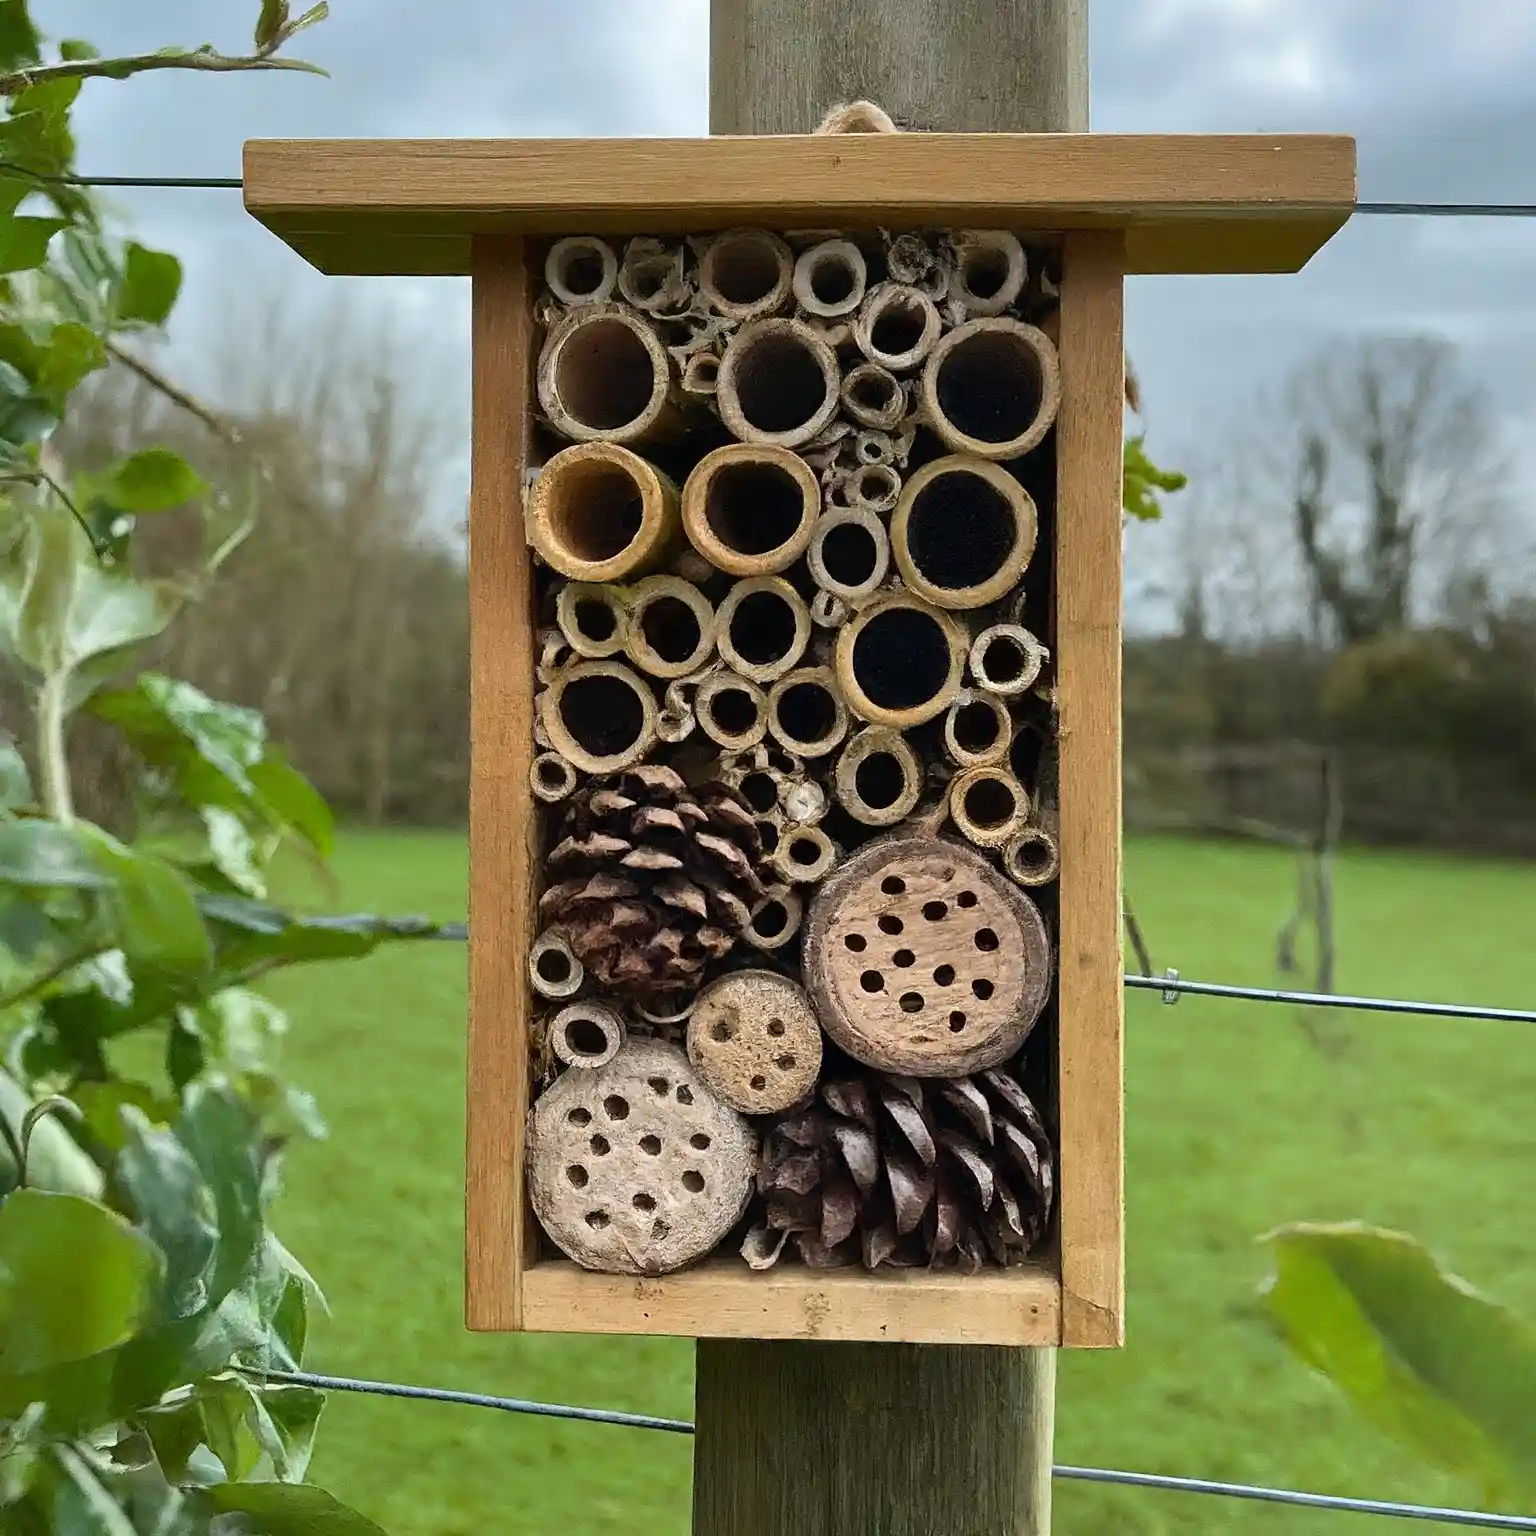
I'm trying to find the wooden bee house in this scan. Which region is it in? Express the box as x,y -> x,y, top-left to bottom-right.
245,131 -> 1356,1347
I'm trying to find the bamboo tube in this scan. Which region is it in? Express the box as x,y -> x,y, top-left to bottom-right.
529,929 -> 584,1001
537,626 -> 574,684
948,763 -> 1030,849
681,352 -> 721,396
767,666 -> 848,759
944,690 -> 1012,768
716,575 -> 811,684
950,230 -> 1027,318
1004,825 -> 1060,888
681,443 -> 819,577
969,622 -> 1048,697
537,304 -> 679,446
698,229 -> 794,321
850,464 -> 901,514
891,455 -> 1038,610
544,236 -> 619,306
550,1000 -> 626,1070
539,659 -> 658,774
834,589 -> 967,729
833,726 -> 923,826
696,671 -> 769,750
744,884 -> 803,952
530,750 -> 579,804
919,317 -> 1060,461
853,282 -> 942,373
854,430 -> 896,466
555,582 -> 630,659
635,990 -> 699,1027
792,238 -> 867,319
841,362 -> 906,429
617,236 -> 690,313
624,574 -> 716,680
717,319 -> 841,449
772,823 -> 838,885
527,442 -> 681,583
810,589 -> 850,629
807,506 -> 889,604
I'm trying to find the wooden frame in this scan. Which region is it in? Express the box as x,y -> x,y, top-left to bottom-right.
247,132 -> 1355,1349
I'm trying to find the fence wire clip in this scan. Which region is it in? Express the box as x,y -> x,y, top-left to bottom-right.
1160,968 -> 1181,1006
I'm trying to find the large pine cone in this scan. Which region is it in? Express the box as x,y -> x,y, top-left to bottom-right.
540,764 -> 767,1001
743,1063 -> 1053,1272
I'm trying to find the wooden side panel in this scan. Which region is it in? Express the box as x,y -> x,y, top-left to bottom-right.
465,236 -> 538,1331
1054,230 -> 1126,1348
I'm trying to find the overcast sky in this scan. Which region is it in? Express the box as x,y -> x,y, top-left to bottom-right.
38,1 -> 1536,621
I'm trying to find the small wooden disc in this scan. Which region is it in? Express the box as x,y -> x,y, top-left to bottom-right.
804,834 -> 1051,1077
687,969 -> 822,1115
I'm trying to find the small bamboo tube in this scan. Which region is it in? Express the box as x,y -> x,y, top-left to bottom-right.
696,671 -> 769,750
1004,825 -> 1060,888
537,304 -> 679,446
527,442 -> 680,583
767,666 -> 848,759
948,763 -> 1030,849
969,623 -> 1049,697
835,589 -> 967,728
698,229 -> 794,321
555,582 -> 630,659
716,576 -> 811,685
624,574 -> 716,680
539,659 -> 658,774
717,319 -> 841,449
853,282 -> 942,373
617,236 -> 690,313
550,1000 -> 626,1070
544,236 -> 619,306
529,929 -> 584,1001
834,726 -> 923,826
530,750 -> 579,803
743,885 -> 803,952
810,589 -> 850,629
919,316 -> 1061,461
635,990 -> 699,1027
806,506 -> 889,604
950,230 -> 1027,318
681,444 -> 819,577
772,823 -> 839,885
891,455 -> 1038,610
841,362 -> 906,429
681,352 -> 721,396
854,430 -> 896,466
850,464 -> 901,514
944,690 -> 1012,768
792,238 -> 868,319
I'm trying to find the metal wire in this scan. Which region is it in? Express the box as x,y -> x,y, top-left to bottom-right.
250,1367 -> 1536,1529
1126,971 -> 1536,1024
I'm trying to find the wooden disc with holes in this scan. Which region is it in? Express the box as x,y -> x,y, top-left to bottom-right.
804,834 -> 1051,1077
527,1039 -> 756,1275
687,969 -> 822,1115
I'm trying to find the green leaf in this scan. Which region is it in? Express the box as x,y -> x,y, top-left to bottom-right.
70,1080 -> 176,1156
248,756 -> 333,858
0,818 -> 109,891
0,216 -> 65,276
202,806 -> 264,898
114,244 -> 182,329
15,501 -> 77,675
75,824 -> 212,976
96,448 -> 207,514
0,1189 -> 162,1375
0,1069 -> 103,1199
199,1482 -> 388,1536
1123,434 -> 1187,523
255,0 -> 290,51
0,736 -> 30,810
1263,1223 -> 1536,1505
58,39 -> 101,62
0,2 -> 42,72
281,2 -> 330,44
35,321 -> 107,402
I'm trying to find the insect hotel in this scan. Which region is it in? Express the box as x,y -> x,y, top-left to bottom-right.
245,131 -> 1355,1346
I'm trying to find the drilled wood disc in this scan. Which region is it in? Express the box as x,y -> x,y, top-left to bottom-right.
804,834 -> 1051,1077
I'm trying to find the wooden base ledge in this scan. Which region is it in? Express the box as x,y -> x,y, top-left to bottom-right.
518,1258 -> 1059,1345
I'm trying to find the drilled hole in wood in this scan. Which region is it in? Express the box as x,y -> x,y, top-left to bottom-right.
566,1165 -> 589,1188
843,933 -> 867,953
948,1011 -> 967,1032
878,914 -> 904,935
590,1134 -> 611,1155
957,890 -> 979,908
934,964 -> 956,986
934,328 -> 1044,446
652,1218 -> 671,1239
767,1017 -> 787,1036
585,1209 -> 611,1228
974,928 -> 1000,952
639,1134 -> 662,1155
632,1192 -> 657,1212
860,971 -> 885,993
682,1170 -> 706,1193
973,978 -> 995,1000
855,752 -> 906,810
741,771 -> 778,813
881,875 -> 906,895
750,1074 -> 767,1091
710,1017 -> 738,1042
923,900 -> 948,922
647,1076 -> 669,1095
898,992 -> 925,1014
676,1085 -> 694,1105
893,948 -> 915,968
603,1094 -> 630,1120
573,597 -> 617,643
706,461 -> 805,556
638,595 -> 702,665
690,1133 -> 712,1150
567,1107 -> 591,1127
774,1054 -> 797,1072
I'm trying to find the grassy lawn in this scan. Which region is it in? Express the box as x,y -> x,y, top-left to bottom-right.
266,830 -> 1536,1534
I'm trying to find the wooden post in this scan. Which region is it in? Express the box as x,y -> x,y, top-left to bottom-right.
696,4 -> 1088,1531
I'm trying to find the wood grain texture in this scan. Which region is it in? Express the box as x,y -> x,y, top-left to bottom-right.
523,1259 -> 1058,1345
465,236 -> 538,1331
694,1341 -> 1057,1535
242,133 -> 1357,277
1054,230 -> 1127,1349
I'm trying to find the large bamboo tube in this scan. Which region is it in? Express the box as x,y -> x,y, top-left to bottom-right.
716,576 -> 811,684
682,443 -> 819,577
538,659 -> 658,774
792,238 -> 867,319
717,319 -> 841,449
624,574 -> 716,680
834,589 -> 967,729
833,726 -> 923,826
919,316 -> 1061,461
807,506 -> 888,603
891,455 -> 1038,610
950,230 -> 1027,318
537,303 -> 679,445
853,282 -> 942,373
555,581 -> 630,658
767,666 -> 848,759
544,236 -> 619,306
526,443 -> 680,583
698,229 -> 794,321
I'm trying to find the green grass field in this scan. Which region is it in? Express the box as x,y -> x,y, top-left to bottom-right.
265,831 -> 1536,1534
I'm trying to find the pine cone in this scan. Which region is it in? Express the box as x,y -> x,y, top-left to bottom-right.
742,1062 -> 1053,1272
540,764 -> 767,1001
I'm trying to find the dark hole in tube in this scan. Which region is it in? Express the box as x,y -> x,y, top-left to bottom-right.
963,777 -> 1017,829
709,686 -> 759,738
850,370 -> 897,412
811,255 -> 857,305
740,772 -> 778,813
851,606 -> 951,713
869,296 -> 927,359
984,634 -> 1028,684
639,595 -> 702,664
962,249 -> 1009,300
629,258 -> 670,299
934,330 -> 1044,445
953,698 -> 1004,755
820,521 -> 878,589
573,597 -> 617,643
563,1016 -> 610,1057
754,899 -> 789,938
729,589 -> 798,666
559,673 -> 645,758
854,751 -> 905,810
756,819 -> 780,854
731,332 -> 831,435
709,234 -> 783,306
554,318 -> 658,432
706,462 -> 805,555
907,469 -> 1017,592
553,461 -> 645,562
775,681 -> 837,745
789,837 -> 820,866
560,250 -> 606,297
536,948 -> 571,983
